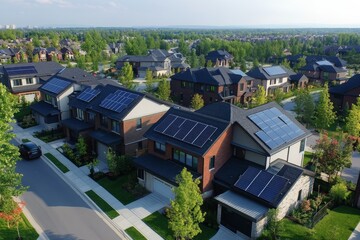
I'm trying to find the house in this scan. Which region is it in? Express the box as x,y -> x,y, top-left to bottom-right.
0,48 -> 13,63
205,50 -> 234,68
329,74 -> 360,111
46,47 -> 62,61
246,65 -> 295,95
170,67 -> 254,107
30,68 -> 101,129
149,49 -> 190,73
283,54 -> 347,69
33,47 -> 48,62
0,62 -> 64,101
60,47 -> 75,60
65,84 -> 170,162
133,101 -> 313,238
288,73 -> 309,88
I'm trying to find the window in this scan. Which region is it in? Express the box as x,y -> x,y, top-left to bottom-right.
247,81 -> 252,86
270,79 -> 275,85
88,112 -> 95,122
136,118 -> 142,129
155,141 -> 166,153
240,83 -> 244,91
13,79 -> 22,86
299,139 -> 305,152
181,81 -> 186,88
26,78 -> 33,84
76,108 -> 84,120
101,115 -> 108,127
138,141 -> 143,150
209,156 -> 215,169
44,94 -> 52,103
111,120 -> 120,133
298,190 -> 302,201
173,148 -> 198,169
279,78 -> 283,83
179,151 -> 185,163
137,169 -> 144,180
210,86 -> 216,92
180,93 -> 183,101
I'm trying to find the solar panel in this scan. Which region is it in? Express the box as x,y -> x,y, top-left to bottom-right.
263,66 -> 286,76
247,171 -> 274,196
6,66 -> 38,76
249,107 -> 305,150
259,175 -> 288,203
154,114 -> 218,148
316,60 -> 333,66
99,89 -> 138,113
41,78 -> 72,94
234,167 -> 261,190
77,88 -> 101,102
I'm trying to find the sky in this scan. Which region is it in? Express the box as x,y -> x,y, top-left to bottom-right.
1,0 -> 360,28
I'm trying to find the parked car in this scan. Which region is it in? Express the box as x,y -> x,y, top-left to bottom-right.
19,142 -> 42,160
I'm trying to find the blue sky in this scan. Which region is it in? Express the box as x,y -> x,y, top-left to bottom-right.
1,0 -> 360,28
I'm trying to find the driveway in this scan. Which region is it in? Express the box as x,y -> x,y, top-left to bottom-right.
342,151 -> 360,184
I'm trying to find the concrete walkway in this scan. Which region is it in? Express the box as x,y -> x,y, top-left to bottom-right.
210,226 -> 247,240
12,123 -> 165,240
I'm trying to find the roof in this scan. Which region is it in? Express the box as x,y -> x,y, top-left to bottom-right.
215,190 -> 269,221
246,65 -> 295,80
284,55 -> 347,68
30,101 -> 60,116
3,62 -> 63,77
55,67 -> 99,86
205,50 -> 233,62
144,107 -> 230,156
10,84 -> 42,93
39,77 -> 73,97
171,67 -> 250,86
61,118 -> 93,133
133,154 -> 201,186
89,129 -> 122,145
329,74 -> 360,95
289,73 -> 307,82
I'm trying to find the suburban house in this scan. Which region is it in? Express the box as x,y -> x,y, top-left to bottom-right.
33,47 -> 48,61
170,67 -> 255,107
116,49 -> 189,78
283,54 -> 347,69
205,50 -> 234,68
133,101 -> 313,238
0,47 -> 27,63
288,73 -> 309,88
46,47 -> 63,61
0,48 -> 12,63
329,74 -> 360,111
246,65 -> 295,95
60,47 -> 75,60
30,67 -> 100,129
0,62 -> 64,101
65,84 -> 170,161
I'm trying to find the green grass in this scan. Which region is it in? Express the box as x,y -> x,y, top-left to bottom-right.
97,175 -> 137,205
280,206 -> 360,240
303,151 -> 314,167
0,213 -> 39,240
125,226 -> 147,240
21,138 -> 30,143
85,190 -> 119,219
143,211 -> 217,240
44,152 -> 69,173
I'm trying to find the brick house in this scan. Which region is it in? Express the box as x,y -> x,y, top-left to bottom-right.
288,73 -> 309,88
33,47 -> 48,62
170,67 -> 254,107
65,84 -> 170,162
205,50 -> 234,68
329,74 -> 360,111
133,101 -> 313,239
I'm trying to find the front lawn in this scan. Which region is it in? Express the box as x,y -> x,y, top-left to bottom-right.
85,190 -> 119,219
0,213 -> 39,240
280,206 -> 360,240
125,226 -> 147,240
143,211 -> 217,240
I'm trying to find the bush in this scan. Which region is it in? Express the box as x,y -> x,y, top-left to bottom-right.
329,182 -> 351,205
106,148 -> 134,176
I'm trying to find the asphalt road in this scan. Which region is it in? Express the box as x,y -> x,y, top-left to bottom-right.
16,156 -> 123,240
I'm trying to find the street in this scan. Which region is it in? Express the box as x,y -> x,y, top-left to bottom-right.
16,157 -> 123,240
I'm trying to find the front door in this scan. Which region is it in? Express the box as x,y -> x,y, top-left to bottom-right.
221,206 -> 252,237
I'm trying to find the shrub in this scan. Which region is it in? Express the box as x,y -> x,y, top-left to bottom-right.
329,182 -> 351,205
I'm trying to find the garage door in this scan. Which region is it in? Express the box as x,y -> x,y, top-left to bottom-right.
24,94 -> 36,102
97,142 -> 108,164
153,178 -> 175,200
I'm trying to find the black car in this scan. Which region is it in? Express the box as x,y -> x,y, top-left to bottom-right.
19,142 -> 42,160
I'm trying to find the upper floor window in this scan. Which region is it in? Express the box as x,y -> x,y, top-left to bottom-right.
209,156 -> 215,170
76,108 -> 84,120
247,81 -> 252,86
173,148 -> 198,169
88,112 -> 95,122
44,94 -> 52,103
240,83 -> 244,91
12,79 -> 22,86
136,118 -> 142,129
111,120 -> 120,133
299,139 -> 305,153
181,81 -> 186,88
270,79 -> 275,85
210,86 -> 216,92
155,141 -> 166,153
279,78 -> 283,83
26,78 -> 33,84
100,115 -> 108,128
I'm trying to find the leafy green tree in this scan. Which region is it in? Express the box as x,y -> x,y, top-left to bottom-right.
32,54 -> 39,63
315,84 -> 336,129
167,168 -> 205,240
119,62 -> 134,89
263,209 -> 283,240
345,97 -> 360,136
145,69 -> 154,92
76,55 -> 86,70
273,88 -> 285,104
189,51 -> 199,68
191,94 -> 204,110
0,85 -> 26,216
206,60 -> 213,68
156,79 -> 171,101
240,59 -> 247,72
329,181 -> 351,205
252,85 -> 267,107
252,58 -> 260,68
294,89 -> 315,125
198,55 -> 205,67
294,56 -> 307,72
281,59 -> 291,69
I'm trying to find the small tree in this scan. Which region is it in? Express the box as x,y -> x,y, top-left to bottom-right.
32,54 -> 39,63
156,79 -> 171,101
167,168 -> 205,240
345,97 -> 360,136
75,136 -> 87,165
294,56 -> 307,72
294,89 -> 315,125
0,200 -> 26,239
252,85 -> 267,107
119,62 -> 134,89
265,209 -> 283,240
191,94 -> 204,110
206,60 -> 213,68
329,181 -> 351,205
281,59 -> 291,69
106,148 -> 118,175
145,69 -> 154,92
273,88 -> 285,104
315,83 -> 336,129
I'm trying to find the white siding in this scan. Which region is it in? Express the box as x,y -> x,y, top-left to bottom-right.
268,139 -> 305,167
269,148 -> 289,164
233,125 -> 266,153
123,97 -> 169,120
58,85 -> 74,120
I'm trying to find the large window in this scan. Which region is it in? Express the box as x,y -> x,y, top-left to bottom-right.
111,120 -> 120,133
26,78 -> 33,84
76,109 -> 84,120
12,79 -> 22,86
44,94 -> 52,103
136,118 -> 142,129
240,83 -> 244,91
210,86 -> 216,92
155,141 -> 166,153
100,115 -> 108,127
88,112 -> 95,122
173,149 -> 198,169
299,139 -> 305,152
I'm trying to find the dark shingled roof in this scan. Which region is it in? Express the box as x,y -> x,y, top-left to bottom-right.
3,62 -> 63,77
55,67 -> 99,86
246,65 -> 295,80
329,74 -> 360,95
205,50 -> 233,62
289,73 -> 307,82
89,129 -> 122,145
61,118 -> 93,134
133,154 -> 201,186
30,101 -> 60,116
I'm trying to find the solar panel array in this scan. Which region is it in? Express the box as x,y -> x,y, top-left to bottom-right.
99,90 -> 138,113
41,78 -> 72,94
154,114 -> 218,148
234,166 -> 289,205
248,107 -> 304,150
6,66 -> 37,76
263,66 -> 286,76
316,60 -> 333,66
77,88 -> 101,102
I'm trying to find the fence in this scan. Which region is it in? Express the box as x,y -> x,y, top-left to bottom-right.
310,200 -> 333,228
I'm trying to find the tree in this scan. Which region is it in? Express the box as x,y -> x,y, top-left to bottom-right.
329,181 -> 351,205
156,79 -> 171,101
263,209 -> 283,240
32,54 -> 39,63
206,60 -> 213,68
281,59 -> 291,69
118,62 -> 134,89
273,88 -> 285,104
294,56 -> 307,72
315,84 -> 336,129
0,84 -> 26,219
345,97 -> 360,136
252,85 -> 267,107
167,168 -> 205,240
253,58 -> 260,68
145,69 -> 154,92
191,94 -> 204,110
313,132 -> 353,181
294,89 -> 315,125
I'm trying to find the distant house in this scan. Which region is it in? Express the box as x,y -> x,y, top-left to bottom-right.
329,74 -> 360,111
205,50 -> 234,68
299,60 -> 347,84
46,47 -> 62,61
288,73 -> 309,88
246,65 -> 295,95
0,48 -> 12,63
0,62 -> 63,101
283,54 -> 347,69
60,47 -> 75,60
33,47 -> 48,62
170,67 -> 254,107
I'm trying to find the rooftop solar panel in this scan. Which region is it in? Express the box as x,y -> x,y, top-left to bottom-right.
234,167 -> 261,190
6,66 -> 38,76
259,175 -> 288,203
41,78 -> 72,94
99,89 -> 139,113
154,114 -> 218,148
77,87 -> 101,102
316,60 -> 333,66
263,66 -> 286,76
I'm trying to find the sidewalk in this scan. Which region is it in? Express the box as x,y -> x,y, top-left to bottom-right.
12,123 -> 165,240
